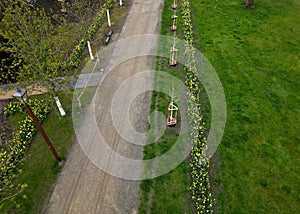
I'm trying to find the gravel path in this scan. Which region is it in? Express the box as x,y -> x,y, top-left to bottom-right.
43,0 -> 163,213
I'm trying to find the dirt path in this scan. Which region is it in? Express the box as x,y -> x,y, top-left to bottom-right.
43,0 -> 164,213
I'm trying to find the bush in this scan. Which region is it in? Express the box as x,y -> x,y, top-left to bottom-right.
180,0 -> 214,213
62,0 -> 114,71
0,99 -> 51,192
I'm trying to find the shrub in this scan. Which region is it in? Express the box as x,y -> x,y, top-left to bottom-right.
0,99 -> 51,191
62,0 -> 114,71
180,0 -> 214,213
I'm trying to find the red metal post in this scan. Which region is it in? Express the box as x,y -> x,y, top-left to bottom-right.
25,104 -> 61,162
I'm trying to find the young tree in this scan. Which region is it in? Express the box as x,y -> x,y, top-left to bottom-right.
0,0 -> 69,94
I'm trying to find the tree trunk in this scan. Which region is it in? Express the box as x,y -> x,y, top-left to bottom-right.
245,0 -> 255,8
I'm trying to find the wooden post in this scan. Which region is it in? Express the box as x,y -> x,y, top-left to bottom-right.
172,0 -> 177,9
171,15 -> 177,31
57,0 -> 67,13
169,47 -> 177,66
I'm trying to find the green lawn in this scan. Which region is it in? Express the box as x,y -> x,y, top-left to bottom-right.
190,0 -> 300,212
0,92 -> 74,213
139,0 -> 196,213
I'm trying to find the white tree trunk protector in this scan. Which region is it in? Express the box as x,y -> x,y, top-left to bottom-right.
87,41 -> 94,61
107,10 -> 111,27
54,96 -> 66,116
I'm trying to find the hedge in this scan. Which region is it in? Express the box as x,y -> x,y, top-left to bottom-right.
180,0 -> 214,213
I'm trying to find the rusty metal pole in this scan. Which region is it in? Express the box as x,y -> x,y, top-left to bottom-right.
25,104 -> 61,163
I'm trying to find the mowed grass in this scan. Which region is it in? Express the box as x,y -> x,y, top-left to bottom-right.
139,0 -> 195,213
1,92 -> 74,213
190,0 -> 300,213
139,62 -> 193,213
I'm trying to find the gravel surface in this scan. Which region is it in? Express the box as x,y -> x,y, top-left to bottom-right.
43,0 -> 163,213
